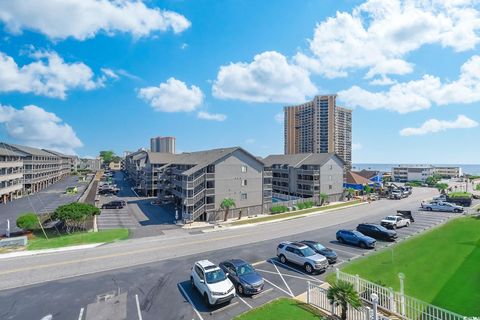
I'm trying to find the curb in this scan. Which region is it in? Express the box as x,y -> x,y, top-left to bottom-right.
203,201 -> 368,232
0,243 -> 104,260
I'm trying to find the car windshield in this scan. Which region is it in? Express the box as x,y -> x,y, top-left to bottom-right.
312,243 -> 326,251
236,263 -> 255,276
385,216 -> 396,221
299,247 -> 316,257
377,225 -> 389,232
205,269 -> 227,284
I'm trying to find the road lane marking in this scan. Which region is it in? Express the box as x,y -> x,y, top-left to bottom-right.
271,259 -> 319,282
262,278 -> 293,297
237,296 -> 252,309
77,308 -> 84,320
177,284 -> 204,320
135,294 -> 143,320
270,259 -> 294,297
0,233 -> 246,276
256,268 -> 322,283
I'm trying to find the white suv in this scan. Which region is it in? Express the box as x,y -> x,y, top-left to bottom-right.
276,241 -> 328,274
191,260 -> 235,306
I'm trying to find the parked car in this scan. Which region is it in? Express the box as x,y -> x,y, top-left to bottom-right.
380,215 -> 411,229
433,194 -> 447,202
389,190 -> 402,200
191,260 -> 235,307
421,201 -> 463,213
102,200 -> 125,209
98,188 -> 118,195
276,241 -> 329,274
300,240 -> 337,264
356,223 -> 397,241
335,230 -> 376,249
219,259 -> 264,295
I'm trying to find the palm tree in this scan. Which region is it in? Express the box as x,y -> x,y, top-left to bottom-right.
327,280 -> 362,320
319,193 -> 328,206
220,198 -> 236,221
345,188 -> 355,200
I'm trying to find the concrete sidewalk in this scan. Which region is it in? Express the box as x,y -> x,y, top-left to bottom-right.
0,243 -> 103,260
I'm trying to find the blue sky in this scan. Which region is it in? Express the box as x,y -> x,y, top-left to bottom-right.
0,0 -> 479,164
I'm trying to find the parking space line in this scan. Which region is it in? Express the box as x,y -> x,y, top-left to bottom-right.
324,246 -> 359,257
78,307 -> 84,320
262,278 -> 294,297
256,268 -> 323,283
237,296 -> 253,309
271,259 -> 323,282
177,284 -> 204,320
270,260 -> 294,296
250,288 -> 273,299
135,294 -> 143,320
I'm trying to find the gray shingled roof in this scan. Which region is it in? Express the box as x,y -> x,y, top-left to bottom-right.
263,153 -> 344,168
43,149 -> 74,158
0,146 -> 25,157
0,143 -> 55,157
148,147 -> 262,176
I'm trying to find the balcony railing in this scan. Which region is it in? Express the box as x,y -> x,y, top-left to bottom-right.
0,161 -> 23,169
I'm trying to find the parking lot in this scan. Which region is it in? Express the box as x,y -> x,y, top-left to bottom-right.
176,206 -> 461,320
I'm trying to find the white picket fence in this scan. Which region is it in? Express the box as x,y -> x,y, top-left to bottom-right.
307,282 -> 373,320
336,270 -> 466,320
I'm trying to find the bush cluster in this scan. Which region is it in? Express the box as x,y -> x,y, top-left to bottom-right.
270,205 -> 289,214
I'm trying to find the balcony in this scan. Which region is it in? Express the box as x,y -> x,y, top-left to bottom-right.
205,203 -> 215,211
205,173 -> 215,180
0,172 -> 23,182
0,183 -> 22,194
0,161 -> 23,169
205,188 -> 214,196
263,171 -> 272,178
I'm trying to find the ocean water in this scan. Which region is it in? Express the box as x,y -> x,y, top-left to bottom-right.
353,164 -> 480,175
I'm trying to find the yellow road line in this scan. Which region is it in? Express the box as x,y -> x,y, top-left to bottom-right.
0,233 -> 244,276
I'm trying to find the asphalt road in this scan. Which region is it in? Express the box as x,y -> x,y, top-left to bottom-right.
1,187 -> 458,320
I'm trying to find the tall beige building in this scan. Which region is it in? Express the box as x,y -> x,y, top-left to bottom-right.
284,95 -> 352,168
150,136 -> 176,154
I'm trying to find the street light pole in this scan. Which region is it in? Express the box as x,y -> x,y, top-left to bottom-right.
371,293 -> 378,320
398,273 -> 406,316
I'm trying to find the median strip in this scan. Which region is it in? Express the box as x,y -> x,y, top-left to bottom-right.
230,200 -> 364,226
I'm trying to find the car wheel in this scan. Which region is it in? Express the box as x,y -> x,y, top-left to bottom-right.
203,293 -> 211,307
454,209 -> 460,213
279,254 -> 287,264
190,277 -> 195,289
406,222 -> 410,227
237,284 -> 244,295
427,207 -> 432,211
337,237 -> 344,244
392,225 -> 397,229
304,263 -> 314,274
359,242 -> 366,249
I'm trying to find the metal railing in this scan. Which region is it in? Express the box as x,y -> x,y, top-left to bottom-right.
336,270 -> 466,320
307,282 -> 371,320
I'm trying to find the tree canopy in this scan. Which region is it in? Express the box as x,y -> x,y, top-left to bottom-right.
52,202 -> 100,232
16,213 -> 40,231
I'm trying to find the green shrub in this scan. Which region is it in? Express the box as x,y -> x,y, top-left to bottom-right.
16,213 -> 40,231
297,203 -> 306,210
270,205 -> 289,214
448,192 -> 472,199
304,200 -> 314,208
406,180 -> 422,187
476,184 -> 480,191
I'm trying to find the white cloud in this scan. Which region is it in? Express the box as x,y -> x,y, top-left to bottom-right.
338,55 -> 480,113
369,76 -> 396,86
0,50 -> 105,99
274,112 -> 284,124
400,115 -> 478,136
212,51 -> 317,103
197,111 -> 226,122
100,68 -> 119,80
296,0 -> 480,78
0,104 -> 83,154
352,143 -> 363,150
138,77 -> 204,112
245,138 -> 255,144
0,0 -> 191,40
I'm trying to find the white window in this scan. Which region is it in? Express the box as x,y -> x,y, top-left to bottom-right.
329,175 -> 332,181
241,179 -> 247,186
241,165 -> 247,173
241,193 -> 247,200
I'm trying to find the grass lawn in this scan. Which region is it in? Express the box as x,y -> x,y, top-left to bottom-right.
234,298 -> 325,320
27,229 -> 129,250
448,191 -> 472,198
335,217 -> 480,316
231,200 -> 363,226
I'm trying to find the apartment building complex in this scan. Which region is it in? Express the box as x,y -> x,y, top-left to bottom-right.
0,147 -> 23,203
77,158 -> 101,171
0,143 -> 75,196
392,165 -> 435,182
155,147 -> 271,221
150,136 -> 176,153
263,153 -> 345,202
434,166 -> 462,178
284,95 -> 352,169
